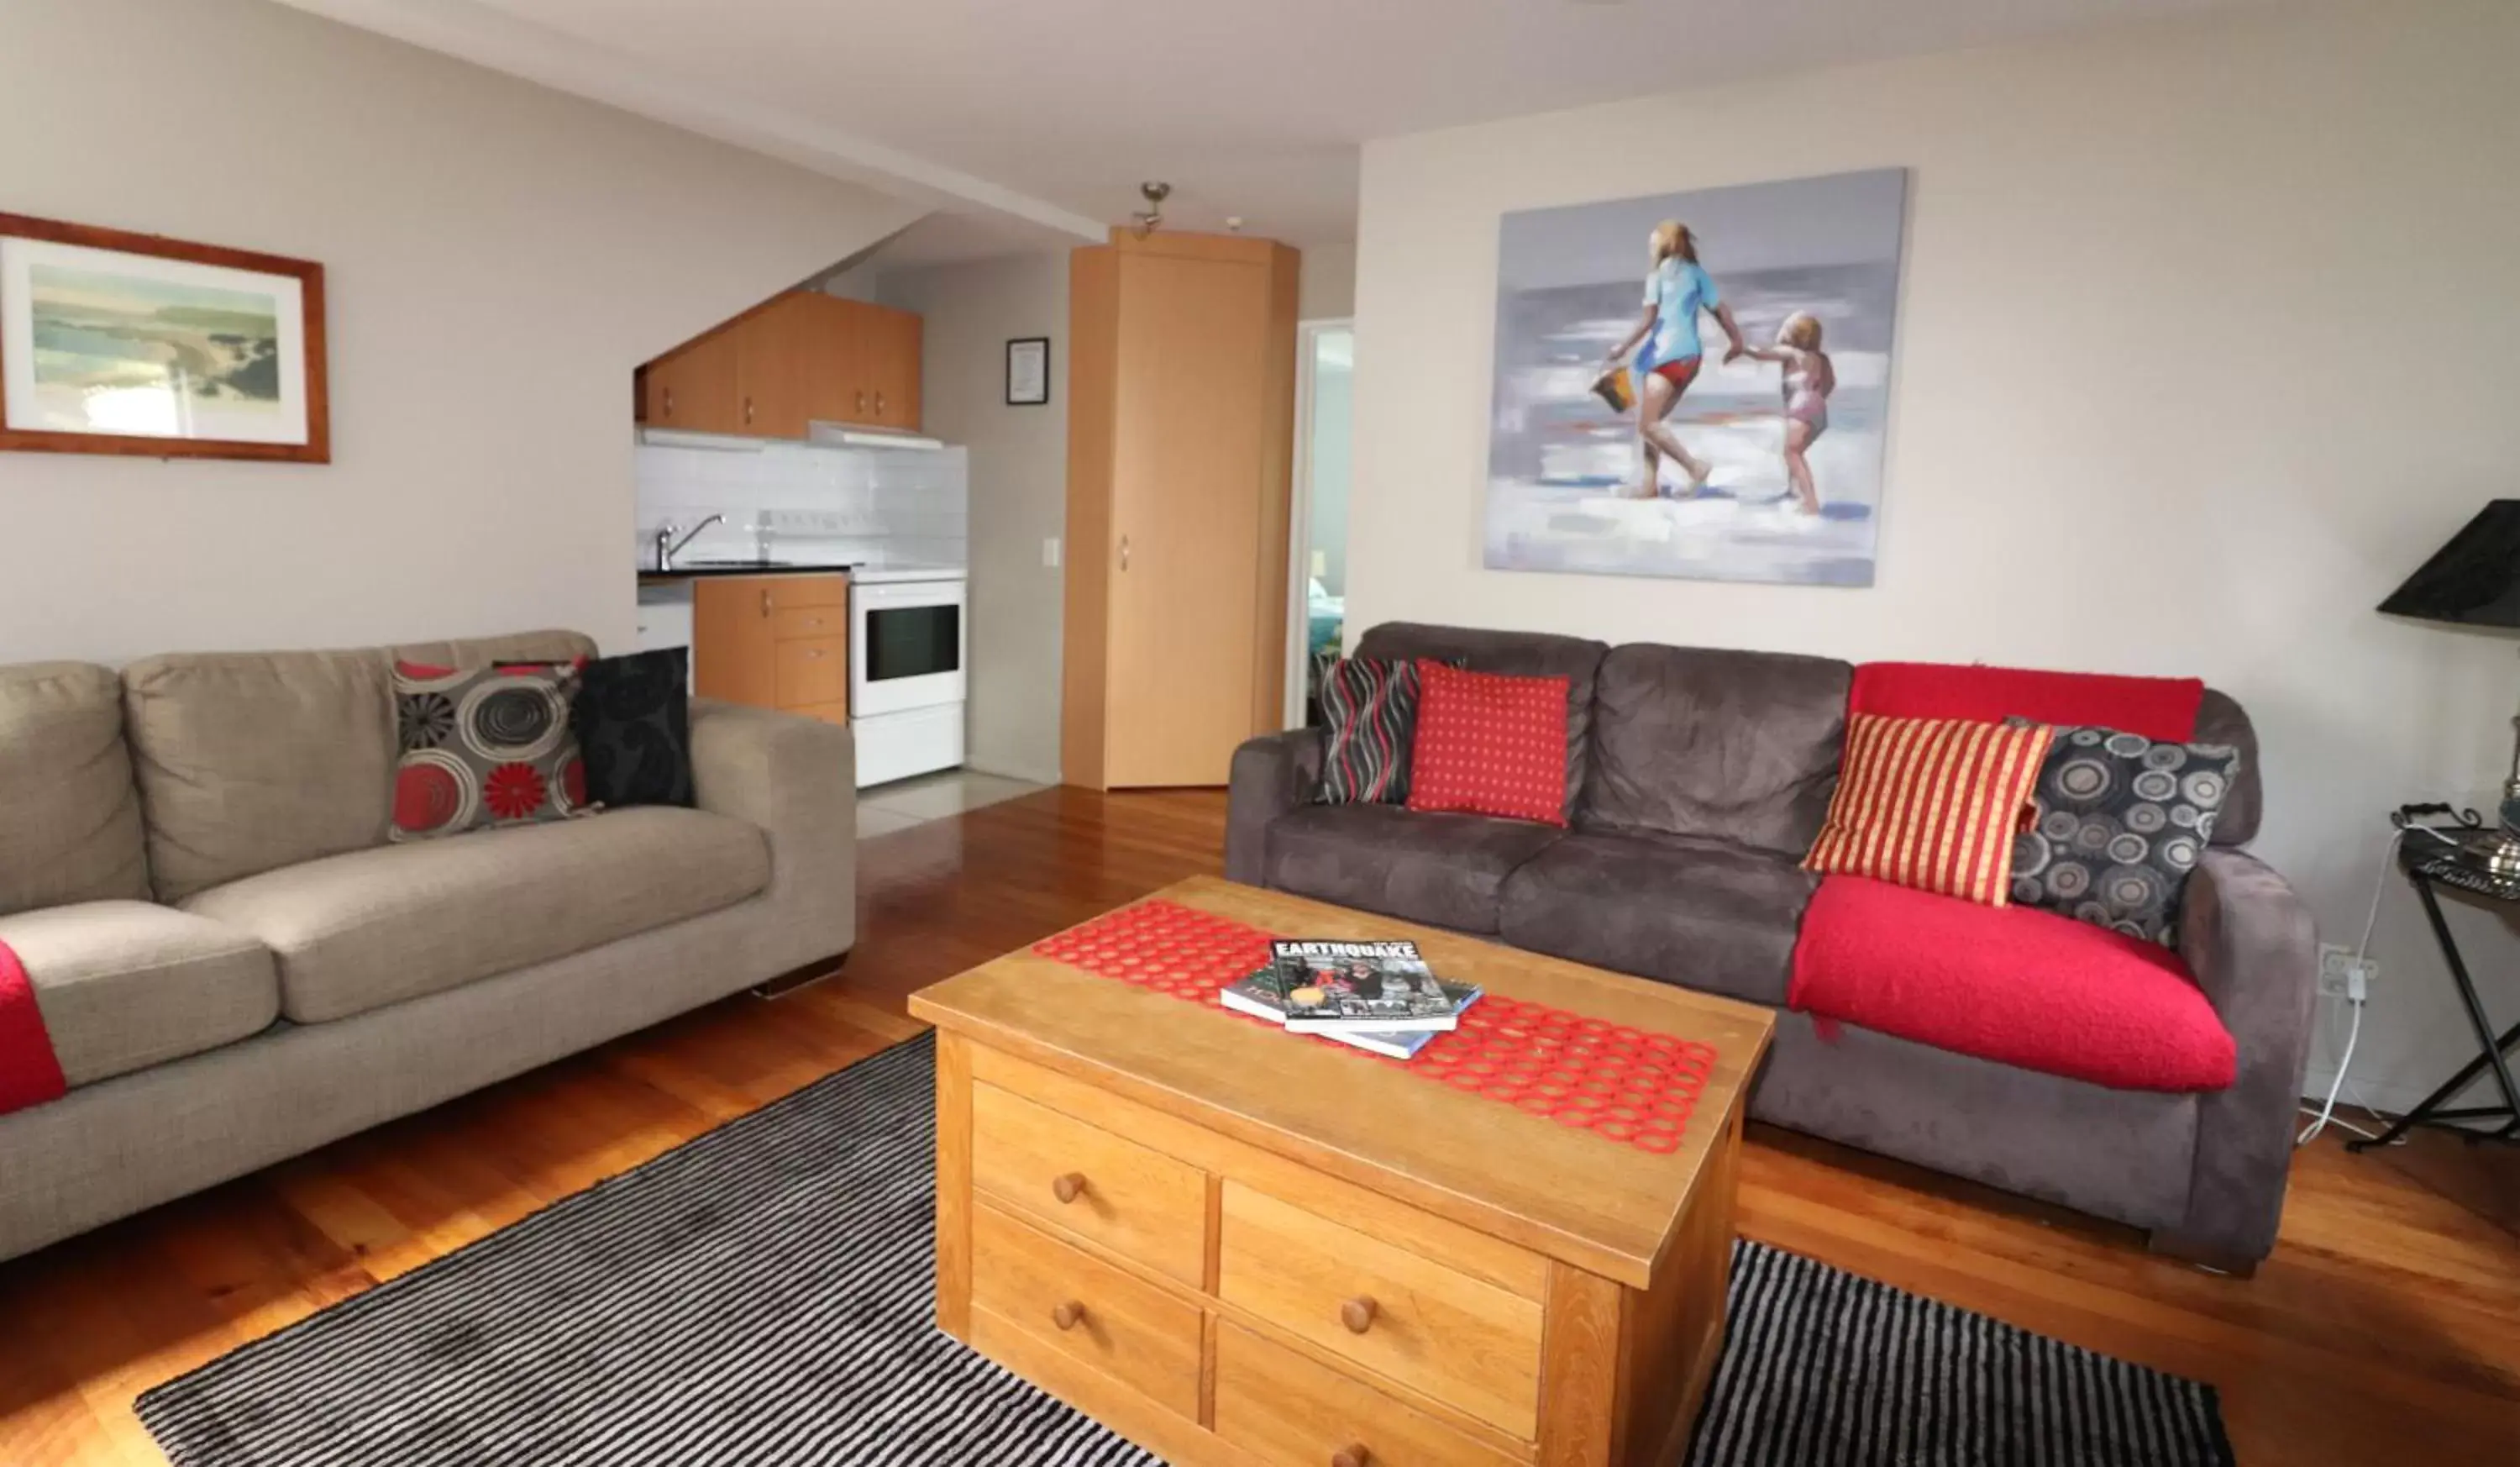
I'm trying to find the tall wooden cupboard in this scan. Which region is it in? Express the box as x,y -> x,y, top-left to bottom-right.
1060,231 -> 1301,790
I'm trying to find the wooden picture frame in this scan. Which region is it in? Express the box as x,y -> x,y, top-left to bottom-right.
1005,336 -> 1049,407
0,212 -> 328,463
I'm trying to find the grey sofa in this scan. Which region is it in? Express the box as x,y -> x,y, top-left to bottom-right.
0,630 -> 854,1263
1227,623 -> 2318,1270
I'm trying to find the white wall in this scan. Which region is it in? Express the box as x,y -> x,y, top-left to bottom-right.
882,253 -> 1071,784
0,0 -> 921,663
1299,243 -> 1357,321
1349,0 -> 2520,1108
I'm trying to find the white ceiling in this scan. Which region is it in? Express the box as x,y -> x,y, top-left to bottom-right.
282,0 -> 2281,264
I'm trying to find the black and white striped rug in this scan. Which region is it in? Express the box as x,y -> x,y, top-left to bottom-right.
139,1035 -> 2233,1466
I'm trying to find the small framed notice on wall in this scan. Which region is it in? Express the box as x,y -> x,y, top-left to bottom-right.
1005,336 -> 1049,407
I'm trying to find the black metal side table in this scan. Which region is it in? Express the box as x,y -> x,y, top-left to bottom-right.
2349,808 -> 2520,1150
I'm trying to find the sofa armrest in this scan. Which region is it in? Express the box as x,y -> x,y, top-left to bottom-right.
1226,728 -> 1324,885
690,698 -> 855,963
2160,848 -> 2318,1266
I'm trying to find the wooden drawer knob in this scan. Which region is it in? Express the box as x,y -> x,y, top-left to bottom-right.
1051,1172 -> 1088,1204
1339,1296 -> 1378,1334
1331,1445 -> 1371,1467
1052,1300 -> 1086,1332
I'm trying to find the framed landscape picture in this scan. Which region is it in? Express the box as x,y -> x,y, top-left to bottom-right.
0,213 -> 328,462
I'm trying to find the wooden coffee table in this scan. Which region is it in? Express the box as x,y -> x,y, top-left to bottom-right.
909,876 -> 1774,1467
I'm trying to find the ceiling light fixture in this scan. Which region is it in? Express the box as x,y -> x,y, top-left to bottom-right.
1131,181 -> 1171,239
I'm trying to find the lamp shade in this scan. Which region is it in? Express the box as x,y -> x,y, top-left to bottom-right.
2379,500 -> 2520,627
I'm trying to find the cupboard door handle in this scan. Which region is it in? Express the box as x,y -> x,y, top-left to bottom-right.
1051,1301 -> 1086,1332
1051,1172 -> 1087,1204
1331,1446 -> 1371,1467
806,649 -> 826,660
874,392 -> 885,415
1118,536 -> 1130,571
855,390 -> 867,414
743,397 -> 755,425
1339,1296 -> 1378,1334
662,387 -> 675,418
760,590 -> 772,618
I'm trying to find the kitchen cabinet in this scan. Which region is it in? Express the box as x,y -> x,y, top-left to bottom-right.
637,292 -> 921,440
691,573 -> 851,725
1061,230 -> 1299,790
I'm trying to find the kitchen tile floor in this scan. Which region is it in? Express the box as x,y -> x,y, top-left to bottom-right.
857,770 -> 1046,837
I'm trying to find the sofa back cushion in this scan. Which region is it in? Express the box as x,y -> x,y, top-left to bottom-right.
1850,660 -> 2261,847
1352,623 -> 1608,823
1579,644 -> 1851,855
123,631 -> 595,902
0,663 -> 151,916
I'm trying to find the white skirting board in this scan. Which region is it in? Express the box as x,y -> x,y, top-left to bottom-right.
853,702 -> 965,788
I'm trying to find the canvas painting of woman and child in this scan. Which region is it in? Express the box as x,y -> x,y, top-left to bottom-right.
1484,167 -> 1906,586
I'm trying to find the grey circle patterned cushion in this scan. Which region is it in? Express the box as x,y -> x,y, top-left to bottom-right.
2008,725 -> 2242,948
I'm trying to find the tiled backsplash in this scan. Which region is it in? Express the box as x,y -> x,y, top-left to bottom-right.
634,438 -> 969,569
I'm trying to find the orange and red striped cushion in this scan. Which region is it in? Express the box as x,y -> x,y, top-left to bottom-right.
1803,714 -> 2054,906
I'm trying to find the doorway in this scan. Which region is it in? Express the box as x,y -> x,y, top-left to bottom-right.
1285,319 -> 1354,728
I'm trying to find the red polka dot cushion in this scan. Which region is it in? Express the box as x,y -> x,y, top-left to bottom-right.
1404,660 -> 1570,826
391,659 -> 591,841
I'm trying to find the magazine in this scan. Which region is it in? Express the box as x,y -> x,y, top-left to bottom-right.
1219,960 -> 1483,1059
1271,939 -> 1462,1033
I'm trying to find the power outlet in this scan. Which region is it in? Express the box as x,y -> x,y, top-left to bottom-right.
2317,943 -> 2380,1000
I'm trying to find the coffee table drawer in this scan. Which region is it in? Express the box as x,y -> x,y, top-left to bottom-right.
1216,1182 -> 1544,1439
969,1203 -> 1203,1420
1214,1322 -> 1525,1467
970,1081 -> 1208,1286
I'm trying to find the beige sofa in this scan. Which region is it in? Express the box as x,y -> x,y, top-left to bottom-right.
0,630 -> 855,1262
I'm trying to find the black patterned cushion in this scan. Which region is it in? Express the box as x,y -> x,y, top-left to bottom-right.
573,648 -> 696,809
391,659 -> 590,840
1315,657 -> 1429,805
2009,724 -> 2241,947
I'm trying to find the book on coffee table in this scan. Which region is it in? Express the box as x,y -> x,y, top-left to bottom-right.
1219,960 -> 1483,1060
1272,939 -> 1462,1033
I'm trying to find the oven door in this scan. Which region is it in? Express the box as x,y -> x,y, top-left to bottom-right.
850,576 -> 967,718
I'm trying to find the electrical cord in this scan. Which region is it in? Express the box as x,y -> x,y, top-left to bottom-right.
2297,828 -> 2402,1147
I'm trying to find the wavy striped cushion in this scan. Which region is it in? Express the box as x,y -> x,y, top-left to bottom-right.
1803,714 -> 2053,906
1315,657 -> 1428,804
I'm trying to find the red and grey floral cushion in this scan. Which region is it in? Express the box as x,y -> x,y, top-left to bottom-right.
1315,656 -> 1430,805
1404,660 -> 1570,826
391,660 -> 591,840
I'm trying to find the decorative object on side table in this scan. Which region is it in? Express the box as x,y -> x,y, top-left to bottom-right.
0,212 -> 328,462
1005,335 -> 1049,406
2379,499 -> 2520,872
2347,804 -> 2520,1152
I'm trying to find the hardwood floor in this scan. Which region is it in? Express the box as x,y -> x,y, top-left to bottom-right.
2,786 -> 2513,1465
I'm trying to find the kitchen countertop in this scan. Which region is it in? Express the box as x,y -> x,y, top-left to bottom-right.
636,561 -> 858,583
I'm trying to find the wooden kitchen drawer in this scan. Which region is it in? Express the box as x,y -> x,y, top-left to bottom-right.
773,635 -> 848,708
771,603 -> 843,641
1216,1182 -> 1544,1439
970,1081 -> 1208,1287
969,1202 -> 1202,1420
1213,1322 -> 1525,1467
759,573 -> 851,611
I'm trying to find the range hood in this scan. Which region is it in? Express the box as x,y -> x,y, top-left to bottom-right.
806,422 -> 945,451
634,424 -> 947,454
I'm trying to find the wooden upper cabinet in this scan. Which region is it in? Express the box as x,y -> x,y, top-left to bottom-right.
640,329 -> 743,434
735,293 -> 822,439
638,292 -> 921,440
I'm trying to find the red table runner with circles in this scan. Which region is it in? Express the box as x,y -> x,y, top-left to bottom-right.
1030,899 -> 1718,1154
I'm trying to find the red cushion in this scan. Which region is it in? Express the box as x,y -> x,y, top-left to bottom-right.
1850,662 -> 2203,742
1789,875 -> 2236,1091
1405,661 -> 1569,826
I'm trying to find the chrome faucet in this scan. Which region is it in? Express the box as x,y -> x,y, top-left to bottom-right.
653,513 -> 725,571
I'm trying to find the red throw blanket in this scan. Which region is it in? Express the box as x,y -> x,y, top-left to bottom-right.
0,938 -> 67,1115
1849,661 -> 2203,742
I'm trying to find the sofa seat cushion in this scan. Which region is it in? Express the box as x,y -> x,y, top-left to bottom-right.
1499,833 -> 1819,1007
0,901 -> 277,1087
182,807 -> 769,1024
1789,875 -> 2236,1092
1263,804 -> 1563,934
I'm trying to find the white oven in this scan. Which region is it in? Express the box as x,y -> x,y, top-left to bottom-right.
850,569 -> 967,786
